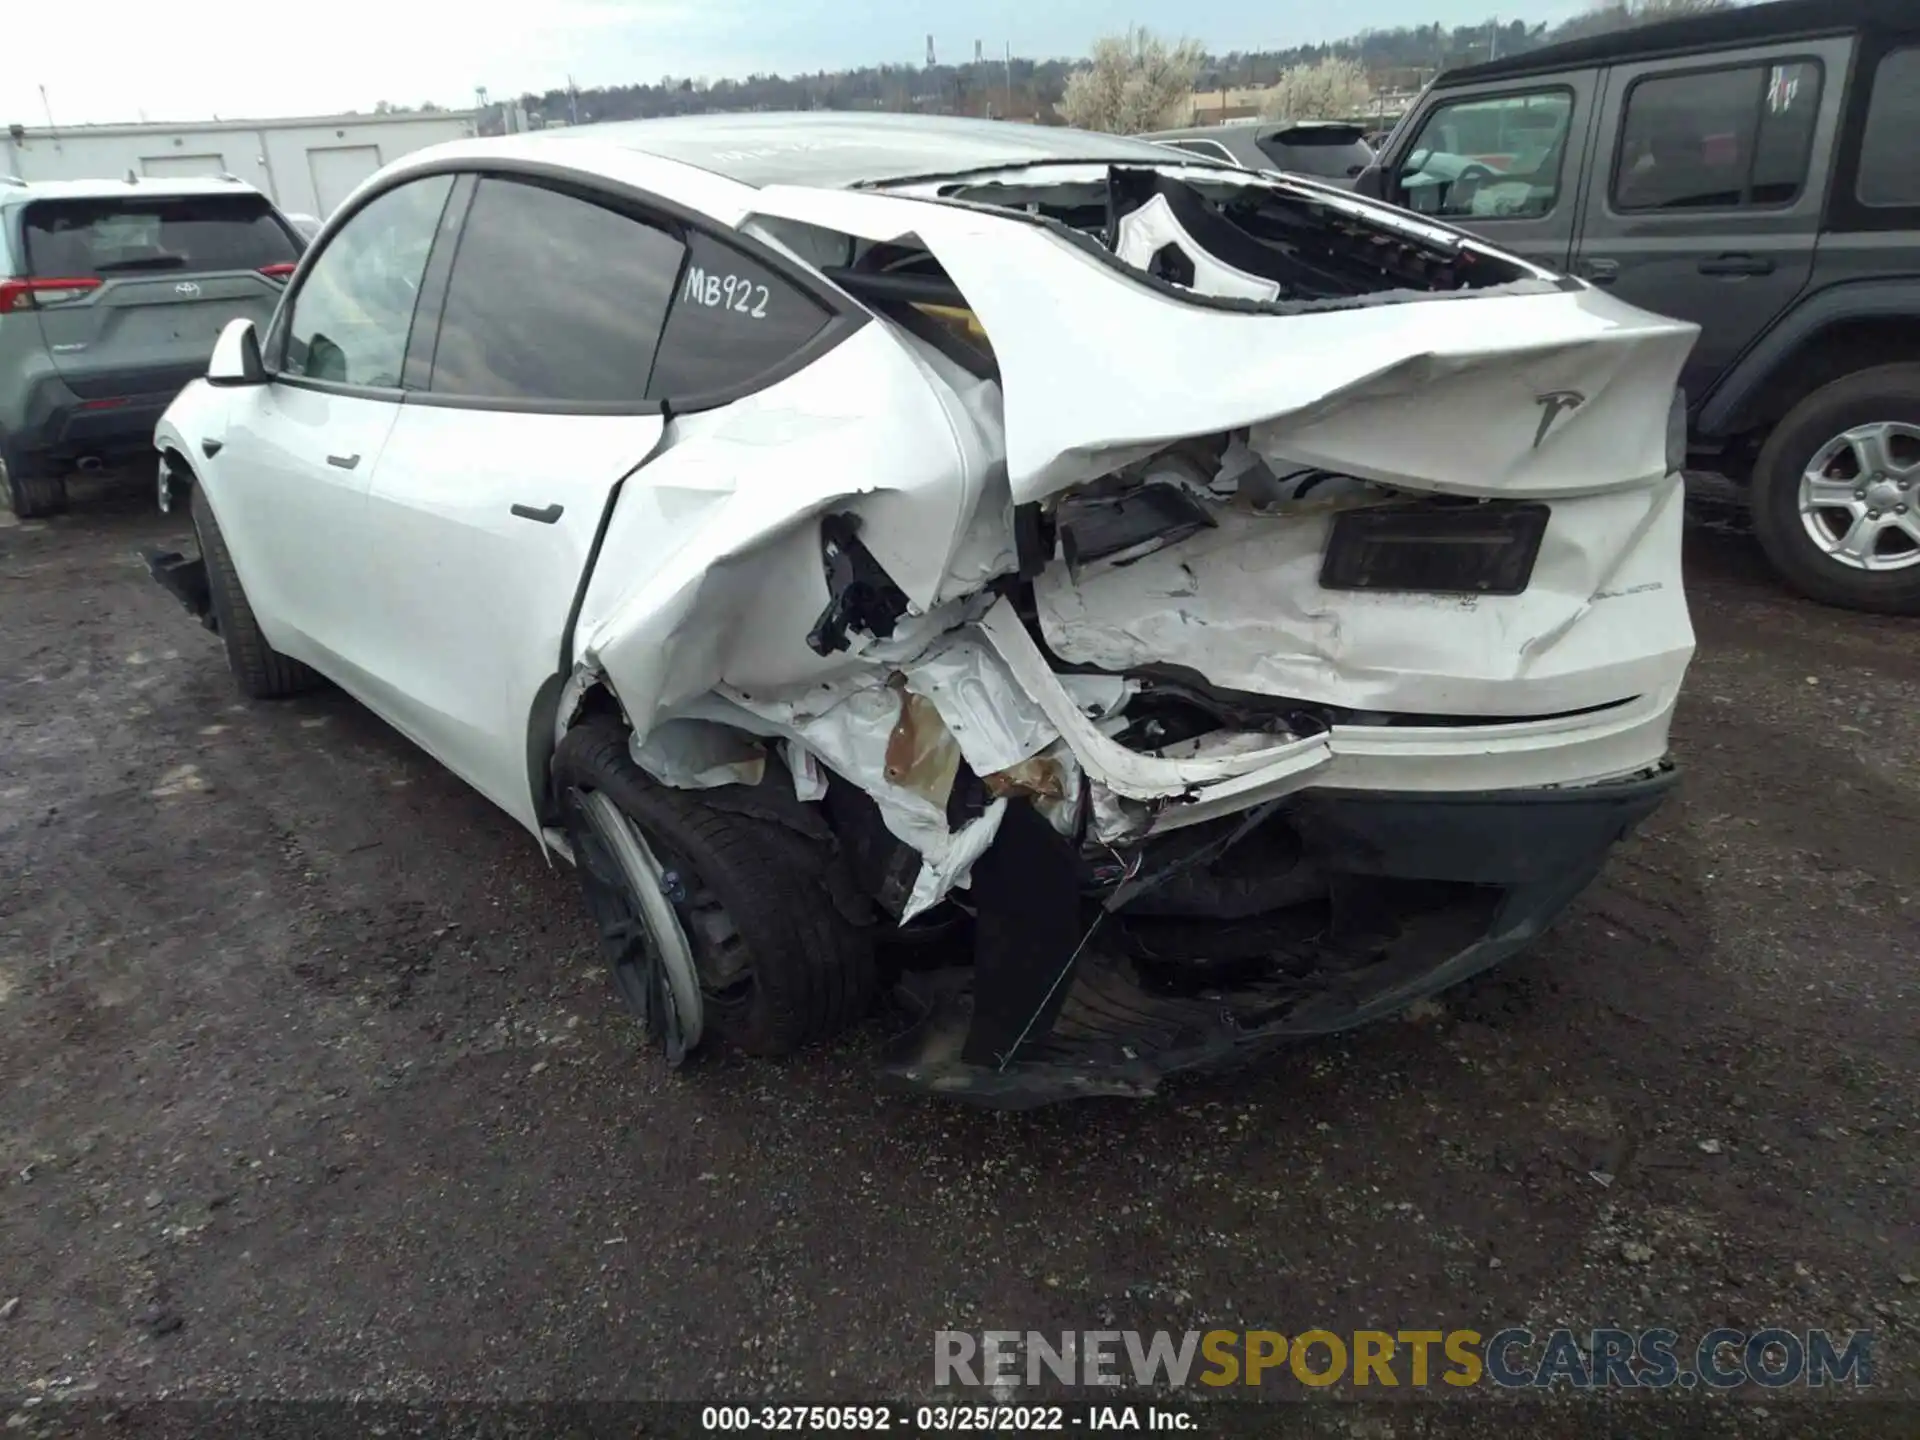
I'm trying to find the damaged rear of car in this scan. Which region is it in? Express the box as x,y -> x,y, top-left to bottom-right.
152,116 -> 1696,1106
550,130 -> 1696,1105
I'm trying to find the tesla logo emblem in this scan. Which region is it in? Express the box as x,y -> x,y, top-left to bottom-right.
174,281 -> 202,297
1533,390 -> 1586,448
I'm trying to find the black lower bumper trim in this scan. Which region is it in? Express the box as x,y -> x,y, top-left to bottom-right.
883,766 -> 1679,1107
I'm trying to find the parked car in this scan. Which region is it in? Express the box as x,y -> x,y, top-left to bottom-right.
1360,0 -> 1920,614
0,175 -> 305,518
1139,121 -> 1376,187
147,112 -> 1695,1105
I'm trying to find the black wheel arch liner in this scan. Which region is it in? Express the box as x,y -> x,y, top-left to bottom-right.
1696,277 -> 1920,440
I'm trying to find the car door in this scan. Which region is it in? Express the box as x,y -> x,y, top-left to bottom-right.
1571,36 -> 1853,403
355,175 -> 845,833
1383,74 -> 1598,274
205,173 -> 455,674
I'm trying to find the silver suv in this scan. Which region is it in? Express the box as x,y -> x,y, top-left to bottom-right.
0,175 -> 304,517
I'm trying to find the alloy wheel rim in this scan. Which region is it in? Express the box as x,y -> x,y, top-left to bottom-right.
1797,422 -> 1920,573
575,789 -> 705,1061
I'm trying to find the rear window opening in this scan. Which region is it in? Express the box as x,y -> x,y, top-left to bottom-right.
23,194 -> 301,279
927,166 -> 1530,304
822,242 -> 999,380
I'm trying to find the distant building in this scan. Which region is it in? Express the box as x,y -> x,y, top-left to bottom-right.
1,110 -> 478,218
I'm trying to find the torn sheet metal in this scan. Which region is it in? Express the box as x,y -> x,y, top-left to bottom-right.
1036,472 -> 1695,718
679,673 -> 1009,920
901,632 -> 1059,777
743,181 -> 1699,505
630,718 -> 768,790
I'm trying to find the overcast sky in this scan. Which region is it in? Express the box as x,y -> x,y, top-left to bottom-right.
4,0 -> 1593,127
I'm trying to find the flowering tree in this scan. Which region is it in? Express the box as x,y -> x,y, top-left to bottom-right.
1259,58 -> 1375,122
1060,27 -> 1206,134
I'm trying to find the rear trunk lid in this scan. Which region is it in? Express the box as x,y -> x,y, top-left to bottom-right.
22,191 -> 301,399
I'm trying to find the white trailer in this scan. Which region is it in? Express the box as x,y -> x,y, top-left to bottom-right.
1,111 -> 477,220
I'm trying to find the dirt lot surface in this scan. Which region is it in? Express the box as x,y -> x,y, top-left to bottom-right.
1,474 -> 1914,1434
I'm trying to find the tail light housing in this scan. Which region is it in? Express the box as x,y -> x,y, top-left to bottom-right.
0,276 -> 101,313
258,263 -> 297,280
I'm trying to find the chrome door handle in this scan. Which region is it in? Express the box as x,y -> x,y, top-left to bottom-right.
326,453 -> 360,470
1576,257 -> 1619,284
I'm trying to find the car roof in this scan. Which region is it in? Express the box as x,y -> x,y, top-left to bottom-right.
1140,121 -> 1365,143
1439,0 -> 1916,88
522,111 -> 1194,188
0,176 -> 268,206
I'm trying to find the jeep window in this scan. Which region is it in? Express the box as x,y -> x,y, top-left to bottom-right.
22,194 -> 300,278
427,178 -> 685,405
645,229 -> 831,402
283,174 -> 453,389
1613,60 -> 1822,212
1858,48 -> 1920,208
1397,90 -> 1573,220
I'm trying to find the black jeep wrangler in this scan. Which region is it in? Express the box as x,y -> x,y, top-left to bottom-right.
1361,0 -> 1920,614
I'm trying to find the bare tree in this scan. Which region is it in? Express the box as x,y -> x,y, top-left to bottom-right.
1060,27 -> 1206,134
1260,58 -> 1374,122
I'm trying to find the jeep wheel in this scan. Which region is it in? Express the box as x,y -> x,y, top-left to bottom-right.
3,461 -> 67,519
1751,364 -> 1920,614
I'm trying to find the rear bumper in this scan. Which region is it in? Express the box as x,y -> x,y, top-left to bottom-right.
883,765 -> 1678,1106
5,372 -> 187,469
1286,766 -> 1677,887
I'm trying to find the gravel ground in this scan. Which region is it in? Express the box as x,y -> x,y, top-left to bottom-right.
0,473 -> 1914,1435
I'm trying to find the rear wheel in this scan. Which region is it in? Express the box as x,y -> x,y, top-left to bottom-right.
553,718 -> 876,1059
1751,364 -> 1920,614
3,460 -> 67,519
191,485 -> 321,698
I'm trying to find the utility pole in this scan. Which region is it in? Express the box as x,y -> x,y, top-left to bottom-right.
1489,17 -> 1499,61
567,75 -> 579,126
1005,41 -> 1013,120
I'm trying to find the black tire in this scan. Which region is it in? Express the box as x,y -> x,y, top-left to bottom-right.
552,717 -> 875,1057
190,485 -> 321,698
1750,364 -> 1920,615
4,465 -> 67,519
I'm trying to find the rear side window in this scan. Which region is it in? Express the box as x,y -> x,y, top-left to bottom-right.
428,178 -> 684,404
1257,127 -> 1372,180
21,193 -> 300,278
1613,60 -> 1823,211
646,229 -> 831,401
1858,48 -> 1920,208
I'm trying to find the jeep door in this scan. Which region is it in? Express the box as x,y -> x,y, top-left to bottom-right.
1570,35 -> 1854,404
1378,72 -> 1599,274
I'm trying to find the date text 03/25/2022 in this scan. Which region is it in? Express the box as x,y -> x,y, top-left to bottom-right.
701,1406 -> 1190,1432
